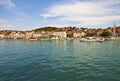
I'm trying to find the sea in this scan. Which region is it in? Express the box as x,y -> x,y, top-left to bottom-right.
0,40 -> 120,81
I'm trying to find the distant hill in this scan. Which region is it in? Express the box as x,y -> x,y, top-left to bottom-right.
34,26 -> 58,31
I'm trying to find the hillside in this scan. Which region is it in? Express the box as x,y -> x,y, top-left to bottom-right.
34,26 -> 58,31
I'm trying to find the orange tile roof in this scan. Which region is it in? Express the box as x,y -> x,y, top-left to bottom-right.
54,29 -> 66,32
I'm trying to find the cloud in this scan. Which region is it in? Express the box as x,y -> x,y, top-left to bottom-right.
43,24 -> 71,28
0,24 -> 13,30
60,16 -> 120,25
0,0 -> 15,9
0,19 -> 6,23
41,0 -> 120,26
0,19 -> 18,30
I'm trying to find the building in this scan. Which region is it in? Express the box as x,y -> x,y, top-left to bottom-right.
9,31 -> 18,39
4,31 -> 11,39
73,31 -> 85,38
52,30 -> 67,39
25,30 -> 34,39
32,30 -> 45,39
96,29 -> 104,37
0,32 -> 4,39
40,31 -> 52,40
116,27 -> 120,36
14,32 -> 25,39
80,32 -> 85,37
73,32 -> 80,38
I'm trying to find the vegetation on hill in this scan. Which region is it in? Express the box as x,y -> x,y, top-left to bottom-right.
100,31 -> 112,37
34,26 -> 58,31
86,32 -> 97,37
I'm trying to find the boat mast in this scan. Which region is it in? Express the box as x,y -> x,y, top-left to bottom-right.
113,22 -> 116,37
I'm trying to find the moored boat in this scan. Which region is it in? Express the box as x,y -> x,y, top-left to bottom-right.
80,37 -> 96,42
80,37 -> 105,42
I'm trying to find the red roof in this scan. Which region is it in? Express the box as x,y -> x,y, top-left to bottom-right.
4,32 -> 11,35
54,29 -> 66,32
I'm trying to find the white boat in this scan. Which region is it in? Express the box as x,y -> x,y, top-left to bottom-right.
80,37 -> 105,42
66,38 -> 74,40
80,37 -> 96,42
96,37 -> 105,42
105,36 -> 118,41
29,38 -> 38,40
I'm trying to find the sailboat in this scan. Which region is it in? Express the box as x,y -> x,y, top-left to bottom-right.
110,22 -> 117,40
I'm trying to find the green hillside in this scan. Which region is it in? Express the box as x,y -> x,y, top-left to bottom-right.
34,26 -> 58,31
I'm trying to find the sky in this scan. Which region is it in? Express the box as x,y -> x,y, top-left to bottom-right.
0,0 -> 120,30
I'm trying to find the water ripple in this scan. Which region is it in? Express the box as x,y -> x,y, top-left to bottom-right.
0,40 -> 120,81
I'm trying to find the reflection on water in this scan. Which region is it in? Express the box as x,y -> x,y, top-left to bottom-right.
0,40 -> 120,81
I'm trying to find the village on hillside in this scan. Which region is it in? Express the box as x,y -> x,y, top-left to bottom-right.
0,26 -> 120,41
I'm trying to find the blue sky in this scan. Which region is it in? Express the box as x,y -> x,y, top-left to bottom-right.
0,0 -> 120,30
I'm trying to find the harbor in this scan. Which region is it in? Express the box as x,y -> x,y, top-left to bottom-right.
0,0 -> 120,81
0,23 -> 120,42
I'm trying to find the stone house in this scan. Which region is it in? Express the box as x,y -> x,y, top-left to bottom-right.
25,30 -> 34,39
0,32 -> 4,39
14,32 -> 26,39
32,30 -> 45,39
52,30 -> 67,39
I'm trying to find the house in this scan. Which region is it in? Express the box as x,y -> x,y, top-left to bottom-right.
49,35 -> 59,40
52,30 -> 67,39
96,29 -> 104,37
32,30 -> 45,39
0,32 -> 4,39
73,31 -> 85,38
4,31 -> 12,39
73,32 -> 80,38
116,27 -> 120,36
80,32 -> 85,37
25,30 -> 34,39
40,32 -> 52,40
105,27 -> 113,34
9,32 -> 16,39
14,32 -> 25,39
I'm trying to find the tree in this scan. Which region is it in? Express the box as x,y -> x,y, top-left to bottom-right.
86,32 -> 96,37
100,31 -> 112,37
35,27 -> 57,31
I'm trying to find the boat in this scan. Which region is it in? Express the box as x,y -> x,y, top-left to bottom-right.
96,37 -> 105,42
80,37 -> 105,42
105,36 -> 117,41
29,38 -> 38,41
80,37 -> 97,42
106,22 -> 118,41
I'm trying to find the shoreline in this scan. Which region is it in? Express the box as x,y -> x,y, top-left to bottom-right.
0,37 -> 120,42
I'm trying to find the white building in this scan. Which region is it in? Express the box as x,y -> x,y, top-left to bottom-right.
80,32 -> 85,37
52,30 -> 67,39
9,32 -> 16,39
25,30 -> 34,39
73,32 -> 85,38
73,32 -> 80,38
14,32 -> 25,39
32,30 -> 45,39
0,33 -> 4,39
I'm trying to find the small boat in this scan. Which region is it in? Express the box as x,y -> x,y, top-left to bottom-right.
29,38 -> 38,41
80,37 -> 96,42
66,38 -> 74,40
105,36 -> 117,41
96,37 -> 105,42
80,37 -> 105,42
